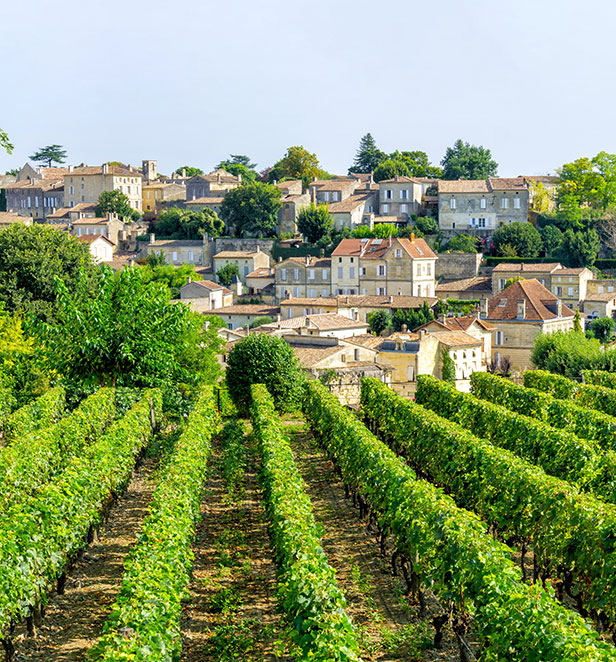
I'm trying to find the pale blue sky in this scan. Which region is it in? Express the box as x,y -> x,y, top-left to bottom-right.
1,0 -> 614,178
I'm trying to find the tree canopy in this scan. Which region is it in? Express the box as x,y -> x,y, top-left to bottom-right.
441,139 -> 498,180
297,203 -> 333,243
0,130 -> 13,154
491,222 -> 542,258
96,190 -> 140,222
367,310 -> 391,335
556,228 -> 600,267
220,181 -> 282,237
28,144 -> 67,167
174,166 -> 203,177
217,154 -> 256,170
443,234 -> 479,253
268,146 -> 330,187
155,207 -> 224,239
0,224 -> 98,321
216,263 -> 240,287
141,262 -> 198,298
349,133 -> 387,174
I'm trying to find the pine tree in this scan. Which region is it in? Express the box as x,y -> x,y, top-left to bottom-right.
349,133 -> 386,174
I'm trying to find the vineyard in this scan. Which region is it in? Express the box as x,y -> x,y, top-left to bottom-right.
4,366 -> 616,660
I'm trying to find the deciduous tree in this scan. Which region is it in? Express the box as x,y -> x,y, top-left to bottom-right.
155,207 -> 224,239
441,139 -> 498,180
96,189 -> 140,222
269,146 -> 330,187
0,130 -> 13,154
174,166 -> 203,177
556,228 -> 600,267
220,181 -> 282,237
216,262 -> 240,287
367,310 -> 391,335
297,203 -> 333,243
441,347 -> 456,383
492,222 -> 542,258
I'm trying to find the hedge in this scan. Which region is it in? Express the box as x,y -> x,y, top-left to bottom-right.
583,369 -> 616,390
2,387 -> 65,442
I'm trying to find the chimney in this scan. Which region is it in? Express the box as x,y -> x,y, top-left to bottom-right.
557,300 -> 563,318
305,255 -> 310,266
388,295 -> 394,304
276,313 -> 281,323
273,179 -> 277,186
285,290 -> 291,299
517,299 -> 526,319
418,328 -> 426,339
401,324 -> 408,333
394,175 -> 399,182
312,176 -> 317,182
310,186 -> 316,204
187,277 -> 192,284
278,256 -> 282,263
181,168 -> 186,178
217,172 -> 221,183
102,163 -> 109,175
256,245 -> 260,253
366,180 -> 371,190
439,313 -> 446,323
369,172 -> 374,185
411,232 -> 415,241
244,324 -> 250,336
480,297 -> 488,317
68,165 -> 73,173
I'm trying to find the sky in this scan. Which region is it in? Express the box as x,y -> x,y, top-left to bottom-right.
1,0 -> 615,178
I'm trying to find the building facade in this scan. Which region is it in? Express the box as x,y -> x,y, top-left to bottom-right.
64,165 -> 143,211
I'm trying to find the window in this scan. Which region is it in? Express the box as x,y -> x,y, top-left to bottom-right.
417,264 -> 422,276
498,278 -> 505,290
354,349 -> 360,361
338,267 -> 343,279
322,269 -> 328,280
70,186 -> 74,195
360,267 -> 366,276
599,285 -> 604,293
514,197 -> 521,209
382,203 -> 389,213
281,268 -> 287,281
293,268 -> 299,280
555,286 -> 562,296
377,287 -> 386,295
427,263 -> 431,276
450,197 -> 456,210
309,269 -> 315,280
34,196 -> 38,207
323,192 -> 329,201
293,286 -> 300,297
341,354 -> 346,363
309,288 -> 315,298
501,197 -> 508,209
349,267 -> 355,278
172,251 -> 178,261
568,286 -> 574,296
401,204 -> 408,213
332,191 -> 339,201
496,331 -> 504,345
361,287 -> 367,295
400,189 -> 408,200
378,265 -> 386,276
188,250 -> 194,261
480,197 -> 486,209
498,298 -> 506,307
385,189 -> 393,199
322,288 -> 328,296
244,266 -> 249,277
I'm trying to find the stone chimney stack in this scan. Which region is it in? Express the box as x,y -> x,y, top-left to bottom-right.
557,300 -> 563,317
517,298 -> 526,319
68,165 -> 73,173
394,175 -> 399,182
480,297 -> 488,317
388,295 -> 394,304
102,163 -> 109,175
181,168 -> 186,178
439,313 -> 447,323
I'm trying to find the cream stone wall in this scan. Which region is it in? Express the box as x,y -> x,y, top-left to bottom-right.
275,260 -> 331,300
65,171 -> 142,211
214,252 -> 270,281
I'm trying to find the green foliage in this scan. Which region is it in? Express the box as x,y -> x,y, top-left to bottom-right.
297,203 -> 333,243
414,215 -> 438,234
174,166 -> 203,177
557,228 -> 600,267
96,189 -> 139,222
471,371 -> 616,453
373,158 -> 410,182
419,374 -> 616,502
2,386 -> 65,442
28,144 -> 66,167
440,139 -> 498,180
350,224 -> 399,239
251,384 -> 362,661
141,262 -> 197,298
38,267 -> 222,411
539,224 -> 563,256
391,301 -> 434,332
531,330 -> 606,380
269,146 -> 331,188
217,155 -> 258,183
556,152 -> 616,216
220,420 -> 247,501
216,262 -> 240,287
348,133 -> 387,174
248,315 -> 274,328
360,376 -> 616,635
587,316 -> 616,343
443,233 -> 479,253
0,224 -> 98,321
306,378 -> 614,660
0,388 -> 115,512
0,390 -> 162,634
440,348 -> 456,383
574,309 -> 582,332
367,310 -> 391,335
92,389 -> 219,661
155,206 -> 224,239
220,181 -> 282,238
0,129 -> 13,154
226,335 -> 303,416
492,222 -> 542,258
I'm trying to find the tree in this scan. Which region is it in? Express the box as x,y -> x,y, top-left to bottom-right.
443,234 -> 479,253
226,334 -> 304,415
348,133 -> 387,174
373,158 -> 411,182
0,224 -> 97,321
0,130 -> 13,154
141,263 -> 197,298
217,263 -> 240,287
156,207 -> 224,239
96,189 -> 139,222
414,215 -> 439,234
556,152 -> 616,217
531,330 -> 603,380
441,347 -> 456,383
587,317 -> 616,343
28,144 -> 67,167
249,315 -> 275,328
220,181 -> 282,237
297,203 -> 334,243
539,224 -> 563,256
389,150 -> 443,178
556,228 -> 600,267
217,154 -> 257,170
174,166 -> 203,177
574,310 -> 582,333
441,139 -> 498,180
38,267 -> 223,411
391,302 -> 434,332
269,146 -> 330,187
492,222 -> 542,258
367,310 -> 391,335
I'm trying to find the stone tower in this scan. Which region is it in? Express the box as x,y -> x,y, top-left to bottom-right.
142,159 -> 157,182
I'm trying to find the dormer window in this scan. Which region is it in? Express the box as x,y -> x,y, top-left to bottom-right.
498,298 -> 506,307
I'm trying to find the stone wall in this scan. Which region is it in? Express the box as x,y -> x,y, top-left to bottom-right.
204,237 -> 275,266
311,365 -> 389,407
436,252 -> 483,281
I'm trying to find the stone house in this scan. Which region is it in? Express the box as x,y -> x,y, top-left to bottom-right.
245,267 -> 275,297
71,215 -> 125,245
77,234 -> 115,263
482,279 -> 575,372
378,175 -> 423,218
416,313 -> 495,364
308,177 -> 360,205
275,256 -> 331,300
185,169 -> 240,201
64,165 -> 142,211
146,236 -> 206,265
581,293 -> 616,319
329,192 -> 378,231
179,279 -> 233,309
331,236 -> 437,297
438,177 -> 529,235
550,267 -> 593,309
0,211 -> 32,229
491,262 -> 563,293
436,276 -> 492,303
5,176 -> 64,219
213,248 -> 271,282
142,182 -> 186,212
201,304 -> 280,330
276,180 -> 310,236
255,312 -> 369,338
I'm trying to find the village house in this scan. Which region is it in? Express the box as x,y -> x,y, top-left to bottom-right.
5,176 -> 64,219
438,178 -> 529,235
142,181 -> 186,213
378,175 -> 423,218
179,279 -> 233,309
254,312 -> 369,338
245,267 -> 275,298
62,165 -> 142,211
550,267 -> 593,309
77,234 -> 115,263
308,177 -> 360,205
213,248 -> 271,282
185,169 -> 240,202
201,304 -> 280,329
581,293 -> 616,320
275,180 -> 310,236
491,262 -> 563,293
482,278 -> 575,372
435,276 -> 492,303
0,211 -> 32,229
274,256 -> 331,300
146,234 -> 206,265
328,190 -> 378,231
331,236 -> 437,297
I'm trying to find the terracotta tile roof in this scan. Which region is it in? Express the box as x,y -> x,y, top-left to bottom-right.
328,193 -> 375,213
278,256 -> 331,269
281,297 -> 338,307
431,330 -> 482,347
290,344 -> 344,368
68,166 -> 142,177
0,212 -> 25,224
187,169 -> 239,184
492,262 -> 562,273
6,178 -> 64,191
186,196 -> 224,205
420,314 -> 495,332
336,294 -> 438,308
584,292 -> 616,302
331,237 -> 436,259
202,305 -> 280,316
261,313 -> 367,331
556,267 -> 591,275
485,279 -> 575,321
345,334 -> 383,350
438,177 -> 527,194
385,331 -> 419,342
214,250 -> 263,259
185,280 -> 223,291
276,179 -> 302,190
246,267 -> 274,278
521,175 -> 560,185
76,234 -> 115,246
487,177 -> 527,191
309,178 -> 359,191
436,276 -> 492,293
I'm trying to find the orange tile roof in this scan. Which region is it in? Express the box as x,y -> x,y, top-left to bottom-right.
430,330 -> 482,347
68,166 -> 142,177
486,279 -> 574,321
492,262 -> 562,273
331,236 -> 436,259
76,234 -> 115,245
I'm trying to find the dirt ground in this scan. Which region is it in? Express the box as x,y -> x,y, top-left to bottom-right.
13,454 -> 160,662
